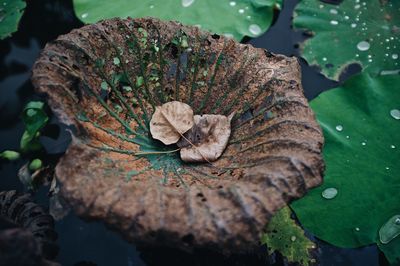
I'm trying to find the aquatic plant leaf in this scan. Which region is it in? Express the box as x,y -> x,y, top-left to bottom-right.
261,206 -> 316,266
291,73 -> 400,264
150,101 -> 194,145
73,0 -> 282,41
29,159 -> 43,171
0,150 -> 20,161
178,114 -> 233,162
294,0 -> 400,80
32,17 -> 323,252
20,101 -> 49,152
0,0 -> 26,40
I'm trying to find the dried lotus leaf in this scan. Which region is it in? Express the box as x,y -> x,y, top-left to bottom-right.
178,113 -> 233,162
31,17 -> 324,253
150,101 -> 194,145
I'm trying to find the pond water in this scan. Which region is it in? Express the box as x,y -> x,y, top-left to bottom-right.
0,0 -> 387,265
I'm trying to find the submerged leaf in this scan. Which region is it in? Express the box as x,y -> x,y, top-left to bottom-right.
261,207 -> 316,266
178,113 -> 233,162
150,101 -> 194,145
73,0 -> 282,41
32,17 -> 323,252
291,73 -> 400,264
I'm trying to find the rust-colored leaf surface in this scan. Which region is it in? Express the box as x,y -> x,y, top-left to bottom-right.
32,17 -> 324,252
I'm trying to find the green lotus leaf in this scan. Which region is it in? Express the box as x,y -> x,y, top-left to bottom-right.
0,0 -> 26,40
73,0 -> 282,41
262,206 -> 316,266
294,0 -> 400,80
32,18 -> 323,252
291,72 -> 400,264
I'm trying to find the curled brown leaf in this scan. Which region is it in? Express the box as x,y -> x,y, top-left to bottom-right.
178,113 -> 234,162
149,101 -> 194,145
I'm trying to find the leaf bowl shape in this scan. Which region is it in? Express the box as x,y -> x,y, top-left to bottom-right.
32,17 -> 324,253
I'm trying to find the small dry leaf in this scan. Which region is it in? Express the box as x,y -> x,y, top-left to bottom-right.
150,101 -> 194,145
178,113 -> 234,162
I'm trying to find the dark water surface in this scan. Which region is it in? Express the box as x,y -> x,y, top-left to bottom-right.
0,0 -> 385,265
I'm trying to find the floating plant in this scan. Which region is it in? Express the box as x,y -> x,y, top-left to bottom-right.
73,0 -> 282,41
32,17 -> 323,252
294,0 -> 400,80
0,0 -> 26,39
20,101 -> 49,152
292,73 -> 400,264
261,207 -> 316,266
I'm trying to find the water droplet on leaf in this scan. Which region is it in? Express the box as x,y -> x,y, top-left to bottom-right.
335,125 -> 343,131
27,109 -> 37,117
181,0 -> 195,7
81,13 -> 88,19
357,41 -> 370,51
322,188 -> 338,199
248,24 -> 261,36
379,215 -> 400,244
224,33 -> 234,39
390,109 -> 400,119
